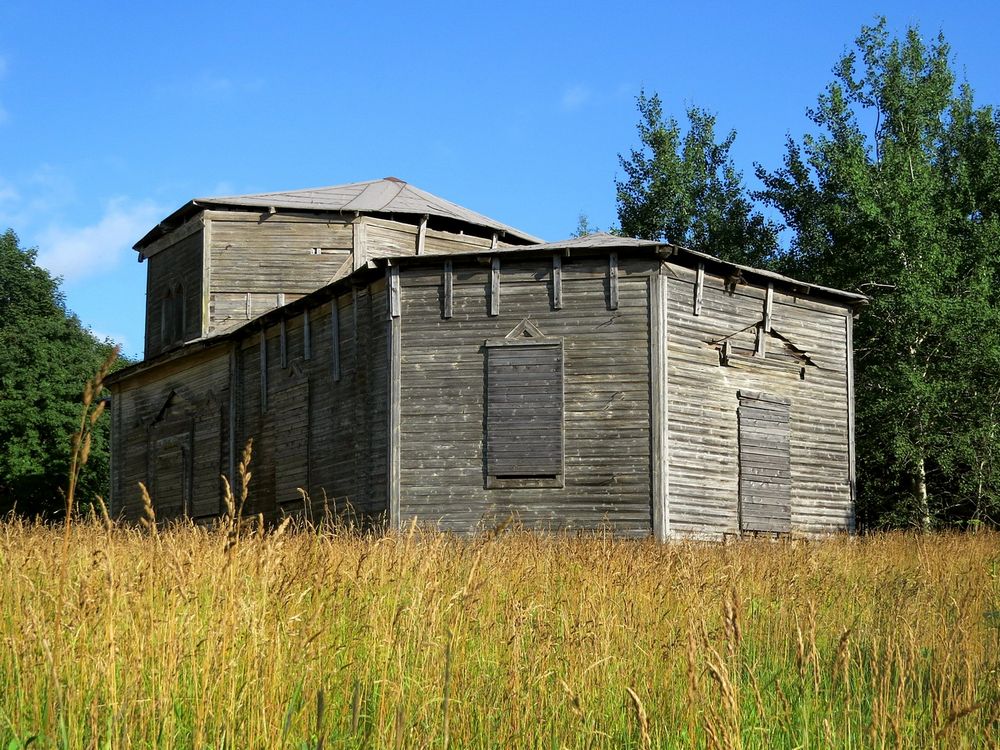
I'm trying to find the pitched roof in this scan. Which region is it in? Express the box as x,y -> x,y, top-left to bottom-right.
135,177 -> 543,249
501,232 -> 868,303
514,232 -> 664,252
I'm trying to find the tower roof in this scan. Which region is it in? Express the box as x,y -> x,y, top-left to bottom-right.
134,177 -> 543,249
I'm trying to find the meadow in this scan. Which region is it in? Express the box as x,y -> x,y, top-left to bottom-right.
0,516 -> 996,750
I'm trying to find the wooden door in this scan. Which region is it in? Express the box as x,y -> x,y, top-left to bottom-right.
738,391 -> 791,533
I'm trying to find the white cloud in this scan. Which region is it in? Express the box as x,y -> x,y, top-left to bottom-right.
560,85 -> 591,111
36,198 -> 163,281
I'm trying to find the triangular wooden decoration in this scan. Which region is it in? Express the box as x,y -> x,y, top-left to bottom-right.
503,318 -> 547,341
148,389 -> 194,426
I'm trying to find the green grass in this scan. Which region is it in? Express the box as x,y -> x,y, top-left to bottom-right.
0,519 -> 997,748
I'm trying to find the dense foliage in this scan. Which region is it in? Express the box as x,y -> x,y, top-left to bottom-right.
0,229 -> 119,516
618,20 -> 1000,528
616,92 -> 779,267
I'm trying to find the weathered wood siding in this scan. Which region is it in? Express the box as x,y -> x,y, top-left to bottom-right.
205,211 -> 353,334
396,255 -> 656,535
110,346 -> 230,522
664,262 -> 853,537
143,228 -> 204,358
231,277 -> 389,522
113,275 -> 390,525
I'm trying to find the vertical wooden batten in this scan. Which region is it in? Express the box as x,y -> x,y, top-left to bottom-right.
227,343 -> 239,494
489,256 -> 500,316
108,383 -> 120,515
303,309 -> 311,360
552,255 -> 563,310
279,318 -> 288,369
201,213 -> 211,337
331,299 -> 341,382
443,261 -> 453,319
387,266 -> 402,530
764,283 -> 774,333
416,214 -> 428,256
651,264 -> 670,542
388,263 -> 401,320
846,311 -> 857,530
259,331 -> 268,412
609,252 -> 619,311
694,263 -> 704,316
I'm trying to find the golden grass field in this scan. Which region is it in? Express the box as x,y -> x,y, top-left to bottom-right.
0,517 -> 997,749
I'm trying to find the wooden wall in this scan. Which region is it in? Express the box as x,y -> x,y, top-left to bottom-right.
112,276 -> 389,526
109,346 -> 231,522
663,262 -> 854,537
234,278 -> 388,522
205,211 -> 353,335
395,254 -> 657,536
143,229 -> 204,358
117,239 -> 856,539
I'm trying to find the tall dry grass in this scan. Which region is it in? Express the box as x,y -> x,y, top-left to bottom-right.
0,518 -> 997,748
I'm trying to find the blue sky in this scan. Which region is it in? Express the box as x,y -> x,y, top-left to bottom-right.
1,1 -> 998,359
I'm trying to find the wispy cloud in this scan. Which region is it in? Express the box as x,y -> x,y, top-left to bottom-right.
560,85 -> 591,112
36,198 -> 163,281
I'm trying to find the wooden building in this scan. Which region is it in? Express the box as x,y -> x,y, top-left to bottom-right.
107,177 -> 866,539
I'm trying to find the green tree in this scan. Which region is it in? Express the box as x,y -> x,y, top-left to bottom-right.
757,19 -> 1000,528
0,229 -> 119,516
616,91 -> 779,266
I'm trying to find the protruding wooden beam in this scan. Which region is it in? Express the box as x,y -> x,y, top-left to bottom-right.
331,300 -> 341,382
720,340 -> 732,366
303,309 -> 312,360
416,214 -> 428,256
755,323 -> 767,358
491,232 -> 499,250
552,255 -> 563,310
608,252 -> 619,311
489,256 -> 500,316
694,263 -> 705,316
764,282 -> 774,333
443,260 -> 453,319
388,264 -> 401,319
352,219 -> 368,272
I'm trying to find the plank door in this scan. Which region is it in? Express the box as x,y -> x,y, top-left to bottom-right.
737,391 -> 791,533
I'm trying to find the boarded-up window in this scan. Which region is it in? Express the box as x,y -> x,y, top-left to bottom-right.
153,441 -> 188,521
738,391 -> 791,533
485,340 -> 564,488
270,380 -> 310,505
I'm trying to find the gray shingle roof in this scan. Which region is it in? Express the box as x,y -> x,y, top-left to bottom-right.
135,177 -> 543,249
